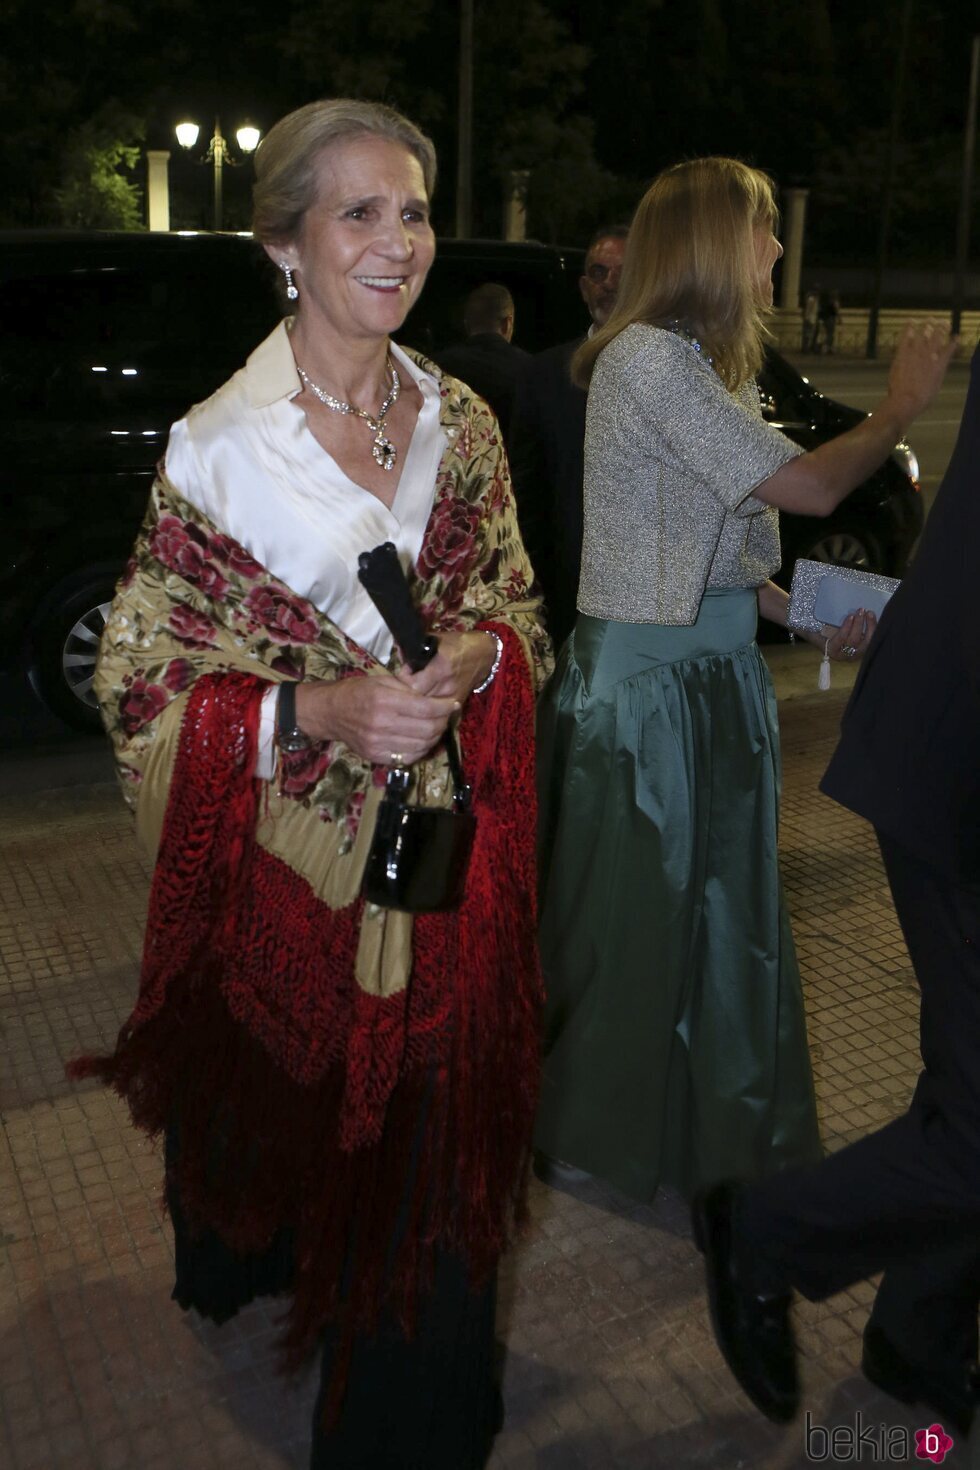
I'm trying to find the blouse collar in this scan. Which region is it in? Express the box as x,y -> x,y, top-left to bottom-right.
242,317 -> 442,412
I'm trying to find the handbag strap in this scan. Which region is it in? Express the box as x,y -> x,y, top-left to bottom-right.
383,726 -> 471,812
356,543 -> 473,812
444,725 -> 472,813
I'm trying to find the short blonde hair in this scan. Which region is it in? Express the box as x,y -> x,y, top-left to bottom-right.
574,157 -> 778,392
252,98 -> 437,242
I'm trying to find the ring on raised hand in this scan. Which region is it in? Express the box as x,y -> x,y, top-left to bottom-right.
841,645 -> 857,658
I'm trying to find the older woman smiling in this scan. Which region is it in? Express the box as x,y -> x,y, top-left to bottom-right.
74,99 -> 551,1469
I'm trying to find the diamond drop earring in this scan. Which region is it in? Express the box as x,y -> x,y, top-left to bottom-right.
281,262 -> 299,301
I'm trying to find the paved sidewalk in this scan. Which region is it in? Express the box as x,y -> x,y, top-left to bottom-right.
1,687 -> 973,1470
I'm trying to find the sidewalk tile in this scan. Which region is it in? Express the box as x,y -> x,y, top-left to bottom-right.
2,692 -> 967,1467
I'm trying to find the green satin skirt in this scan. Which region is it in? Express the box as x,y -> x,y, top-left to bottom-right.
535,590 -> 822,1200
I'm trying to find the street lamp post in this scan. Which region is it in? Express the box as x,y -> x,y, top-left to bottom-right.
456,0 -> 473,237
175,117 -> 260,231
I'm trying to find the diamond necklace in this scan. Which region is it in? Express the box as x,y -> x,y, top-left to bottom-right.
297,356 -> 401,471
668,320 -> 714,366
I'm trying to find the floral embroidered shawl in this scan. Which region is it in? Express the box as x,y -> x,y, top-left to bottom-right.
72,357 -> 553,1374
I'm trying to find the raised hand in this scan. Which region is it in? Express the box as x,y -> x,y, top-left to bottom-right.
885,321 -> 957,429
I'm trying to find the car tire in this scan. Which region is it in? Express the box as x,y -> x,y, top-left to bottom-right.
798,520 -> 882,573
30,567 -> 120,731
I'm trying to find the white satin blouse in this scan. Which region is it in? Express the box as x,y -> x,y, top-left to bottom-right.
164,319 -> 447,772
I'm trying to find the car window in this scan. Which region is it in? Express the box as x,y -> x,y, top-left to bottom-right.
0,251 -> 281,422
759,350 -> 814,425
398,256 -> 584,357
0,241 -> 583,424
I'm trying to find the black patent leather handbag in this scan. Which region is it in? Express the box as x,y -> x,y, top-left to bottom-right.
357,543 -> 476,913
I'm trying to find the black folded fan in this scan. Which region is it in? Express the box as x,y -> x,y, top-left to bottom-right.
356,542 -> 475,912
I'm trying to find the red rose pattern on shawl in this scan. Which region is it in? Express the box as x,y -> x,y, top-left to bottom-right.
344,789 -> 366,842
168,605 -> 219,649
148,516 -> 231,599
505,566 -> 529,601
242,585 -> 320,645
279,742 -> 333,797
119,675 -> 169,735
485,459 -> 512,516
101,505 -> 353,808
416,489 -> 483,611
161,658 -> 194,693
210,534 -> 265,580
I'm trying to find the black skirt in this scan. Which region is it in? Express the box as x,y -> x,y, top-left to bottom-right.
310,1252 -> 500,1470
165,1125 -> 501,1470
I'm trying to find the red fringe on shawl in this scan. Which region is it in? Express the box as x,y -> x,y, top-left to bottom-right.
68,632 -> 542,1372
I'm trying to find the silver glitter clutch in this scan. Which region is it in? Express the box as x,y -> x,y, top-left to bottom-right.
787,559 -> 900,634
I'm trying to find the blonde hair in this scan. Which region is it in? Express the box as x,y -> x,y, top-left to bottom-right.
574,157 -> 778,392
252,98 -> 437,242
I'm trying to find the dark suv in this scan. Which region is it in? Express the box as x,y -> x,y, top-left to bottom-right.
1,230 -> 922,729
0,230 -> 585,728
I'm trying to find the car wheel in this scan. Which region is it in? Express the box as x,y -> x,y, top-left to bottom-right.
30,568 -> 119,731
800,521 -> 881,572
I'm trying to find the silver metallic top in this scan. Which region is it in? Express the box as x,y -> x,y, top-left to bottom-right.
577,323 -> 803,624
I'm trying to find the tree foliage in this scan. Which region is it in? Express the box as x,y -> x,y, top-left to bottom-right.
53,109 -> 144,229
272,0 -> 608,239
0,0 -> 975,262
0,0 -> 144,225
468,0 -> 617,240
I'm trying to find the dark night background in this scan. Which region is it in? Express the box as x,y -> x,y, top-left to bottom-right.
1,0 -> 977,272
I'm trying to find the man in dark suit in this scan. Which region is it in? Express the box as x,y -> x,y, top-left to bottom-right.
696,346 -> 979,1438
508,225 -> 628,648
435,282 -> 528,441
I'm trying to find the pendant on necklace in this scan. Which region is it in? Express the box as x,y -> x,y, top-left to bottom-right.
296,358 -> 400,471
373,431 -> 397,471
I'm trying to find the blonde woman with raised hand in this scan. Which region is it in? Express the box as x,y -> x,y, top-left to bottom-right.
534,157 -> 953,1203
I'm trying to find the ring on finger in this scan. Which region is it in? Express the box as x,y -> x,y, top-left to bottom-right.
841,645 -> 857,658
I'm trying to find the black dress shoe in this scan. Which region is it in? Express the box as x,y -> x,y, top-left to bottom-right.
862,1321 -> 979,1439
692,1183 -> 799,1423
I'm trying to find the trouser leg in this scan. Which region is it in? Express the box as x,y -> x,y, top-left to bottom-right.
872,1241 -> 980,1367
739,836 -> 980,1359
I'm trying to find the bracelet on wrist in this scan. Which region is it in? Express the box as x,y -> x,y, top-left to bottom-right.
472,631 -> 504,695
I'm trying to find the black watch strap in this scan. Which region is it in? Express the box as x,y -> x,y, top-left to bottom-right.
277,680 -> 311,752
